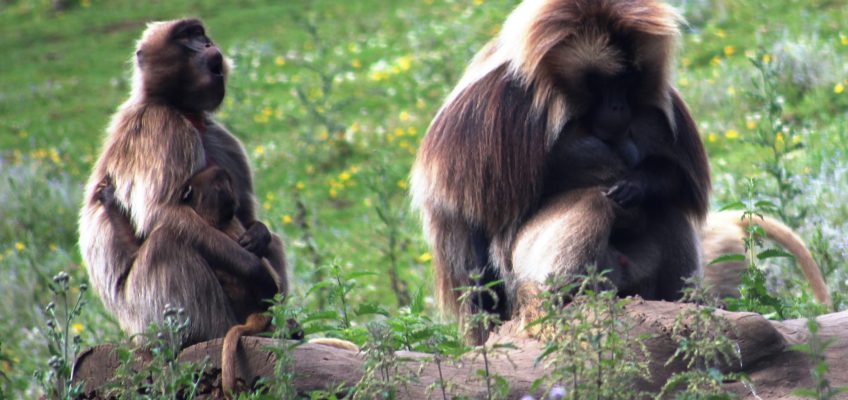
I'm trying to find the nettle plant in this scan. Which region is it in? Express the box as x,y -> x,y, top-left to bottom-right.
34,271 -> 87,400
659,278 -> 744,400
531,267 -> 650,400
106,306 -> 208,399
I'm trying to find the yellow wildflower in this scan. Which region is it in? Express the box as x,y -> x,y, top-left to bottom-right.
835,83 -> 845,94
417,252 -> 433,263
746,119 -> 757,130
710,56 -> 721,66
15,242 -> 24,251
726,86 -> 736,96
841,34 -> 848,46
399,111 -> 410,121
370,71 -> 388,81
49,148 -> 61,164
397,180 -> 408,189
329,188 -> 338,198
339,171 -> 351,182
762,54 -> 772,64
416,98 -> 426,109
681,57 -> 691,67
723,46 -> 735,57
254,145 -> 265,156
716,29 -> 726,38
408,126 -> 418,135
473,0 -> 484,5
282,215 -> 293,224
263,202 -> 271,210
275,56 -> 286,66
72,323 -> 84,334
678,77 -> 689,87
707,133 -> 718,143
352,59 -> 361,69
296,181 -> 305,190
395,128 -> 405,137
724,129 -> 739,140
397,56 -> 412,71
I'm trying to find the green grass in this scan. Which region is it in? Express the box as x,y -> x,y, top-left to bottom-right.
1,0 -> 847,396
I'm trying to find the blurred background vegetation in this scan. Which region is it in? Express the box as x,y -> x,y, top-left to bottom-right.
0,0 -> 846,396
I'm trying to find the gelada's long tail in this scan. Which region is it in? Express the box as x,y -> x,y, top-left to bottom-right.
715,210 -> 831,306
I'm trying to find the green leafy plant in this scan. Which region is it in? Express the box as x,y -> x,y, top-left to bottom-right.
258,293 -> 303,399
744,51 -> 807,226
106,306 -> 207,399
722,179 -> 803,319
33,271 -> 87,400
365,160 -> 413,307
531,266 -> 650,400
791,307 -> 848,399
393,288 -> 464,399
350,320 -> 415,400
659,278 -> 743,399
301,260 -> 386,343
455,273 -> 512,400
0,341 -> 9,397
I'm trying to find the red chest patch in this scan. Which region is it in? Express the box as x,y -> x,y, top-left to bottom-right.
184,112 -> 206,134
183,112 -> 216,167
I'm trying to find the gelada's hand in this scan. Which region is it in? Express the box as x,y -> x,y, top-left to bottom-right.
238,221 -> 272,256
605,179 -> 645,209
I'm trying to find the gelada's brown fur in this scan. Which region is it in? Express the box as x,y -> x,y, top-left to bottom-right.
79,19 -> 287,350
411,0 -> 710,337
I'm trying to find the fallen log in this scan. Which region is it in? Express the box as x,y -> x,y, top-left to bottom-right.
72,300 -> 848,399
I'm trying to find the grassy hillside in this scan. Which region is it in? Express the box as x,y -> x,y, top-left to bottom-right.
1,0 -> 846,397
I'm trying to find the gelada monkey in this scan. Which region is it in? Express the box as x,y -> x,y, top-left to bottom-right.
412,0 -> 710,341
79,19 -> 286,348
97,165 -> 289,394
176,166 -> 290,394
